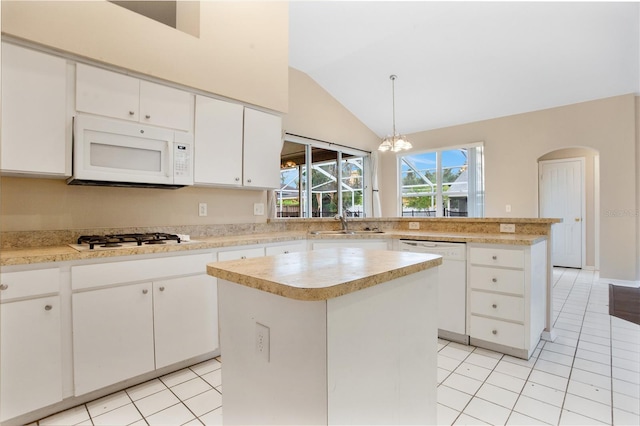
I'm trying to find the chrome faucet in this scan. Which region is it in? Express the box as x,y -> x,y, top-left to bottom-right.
335,214 -> 349,232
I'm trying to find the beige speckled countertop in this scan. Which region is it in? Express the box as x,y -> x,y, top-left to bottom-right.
207,248 -> 442,301
0,230 -> 547,267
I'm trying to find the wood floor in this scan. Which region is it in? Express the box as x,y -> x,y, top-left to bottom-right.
609,284 -> 640,326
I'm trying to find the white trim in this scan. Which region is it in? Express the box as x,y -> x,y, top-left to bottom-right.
283,134 -> 370,157
594,154 -> 600,272
600,278 -> 640,288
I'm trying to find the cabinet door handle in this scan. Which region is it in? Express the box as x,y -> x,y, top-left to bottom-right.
235,177 -> 240,182
45,304 -> 52,311
492,329 -> 498,335
129,111 -> 135,116
247,179 -> 252,184
145,114 -> 151,119
492,278 -> 497,283
142,289 -> 148,294
241,256 -> 247,259
159,286 -> 165,292
492,255 -> 498,260
0,284 -> 8,291
492,304 -> 497,309
284,251 -> 290,254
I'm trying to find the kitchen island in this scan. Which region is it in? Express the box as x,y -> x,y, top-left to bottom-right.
207,248 -> 442,425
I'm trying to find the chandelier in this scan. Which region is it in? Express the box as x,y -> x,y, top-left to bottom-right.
378,75 -> 412,152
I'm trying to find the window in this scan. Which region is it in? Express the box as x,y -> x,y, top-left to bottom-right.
399,144 -> 484,217
277,138 -> 370,218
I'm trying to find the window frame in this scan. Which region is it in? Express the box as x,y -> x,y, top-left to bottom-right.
396,142 -> 484,218
277,135 -> 372,218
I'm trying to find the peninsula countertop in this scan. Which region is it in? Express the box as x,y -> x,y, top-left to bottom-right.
207,247 -> 442,301
0,230 -> 546,267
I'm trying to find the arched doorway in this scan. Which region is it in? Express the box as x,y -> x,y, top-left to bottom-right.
538,147 -> 600,270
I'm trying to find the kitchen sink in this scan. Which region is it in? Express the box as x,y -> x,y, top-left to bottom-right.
309,230 -> 385,235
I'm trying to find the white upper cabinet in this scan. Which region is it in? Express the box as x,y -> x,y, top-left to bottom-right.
1,42 -> 70,176
76,63 -> 194,132
194,95 -> 283,189
243,107 -> 283,189
194,95 -> 244,185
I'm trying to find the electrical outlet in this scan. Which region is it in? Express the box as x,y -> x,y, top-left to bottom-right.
500,223 -> 516,233
253,203 -> 265,216
505,204 -> 512,213
255,322 -> 270,362
409,222 -> 420,230
198,203 -> 207,217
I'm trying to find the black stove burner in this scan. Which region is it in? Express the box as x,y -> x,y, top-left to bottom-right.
77,233 -> 181,249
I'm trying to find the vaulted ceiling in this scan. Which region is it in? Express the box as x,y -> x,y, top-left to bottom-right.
289,1 -> 639,138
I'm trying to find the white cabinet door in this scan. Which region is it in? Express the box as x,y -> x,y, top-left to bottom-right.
72,282 -> 155,396
1,296 -> 63,422
140,80 -> 194,132
312,240 -> 390,250
1,43 -> 69,176
265,242 -> 307,256
154,275 -> 219,369
194,95 -> 244,186
243,108 -> 283,189
76,63 -> 140,122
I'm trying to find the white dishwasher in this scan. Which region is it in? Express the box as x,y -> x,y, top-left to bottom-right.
398,240 -> 468,344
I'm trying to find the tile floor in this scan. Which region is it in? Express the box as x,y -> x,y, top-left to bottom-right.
34,268 -> 639,426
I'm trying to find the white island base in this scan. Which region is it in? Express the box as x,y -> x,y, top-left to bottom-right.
217,267 -> 438,425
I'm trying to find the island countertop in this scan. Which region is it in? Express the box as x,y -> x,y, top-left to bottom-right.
207,247 -> 442,301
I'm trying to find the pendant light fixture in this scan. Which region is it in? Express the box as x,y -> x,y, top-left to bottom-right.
378,74 -> 412,152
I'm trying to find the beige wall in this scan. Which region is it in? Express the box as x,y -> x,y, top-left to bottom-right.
1,0 -> 288,113
379,94 -> 637,281
538,148 -> 598,268
284,68 -> 380,151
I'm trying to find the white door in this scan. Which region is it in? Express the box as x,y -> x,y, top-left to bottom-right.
539,159 -> 584,268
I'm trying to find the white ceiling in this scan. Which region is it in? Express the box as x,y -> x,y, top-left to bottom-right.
289,1 -> 640,138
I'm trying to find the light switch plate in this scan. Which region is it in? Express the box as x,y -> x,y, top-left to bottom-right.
409,222 -> 420,230
253,203 -> 265,216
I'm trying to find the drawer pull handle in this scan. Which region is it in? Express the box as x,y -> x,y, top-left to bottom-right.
129,111 -> 135,116
284,251 -> 290,254
142,289 -> 148,294
492,255 -> 498,260
159,286 -> 165,292
241,256 -> 247,259
44,304 -> 52,311
145,114 -> 151,119
492,329 -> 498,335
0,284 -> 8,291
492,278 -> 497,283
492,304 -> 497,309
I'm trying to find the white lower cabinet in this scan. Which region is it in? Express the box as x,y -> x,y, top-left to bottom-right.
72,282 -> 155,396
1,295 -> 63,422
311,239 -> 391,251
71,253 -> 217,396
154,275 -> 219,369
467,241 -> 547,359
0,268 -> 63,423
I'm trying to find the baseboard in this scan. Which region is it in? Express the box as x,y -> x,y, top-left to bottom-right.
600,277 -> 640,288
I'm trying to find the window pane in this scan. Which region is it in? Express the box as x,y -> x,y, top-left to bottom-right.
342,154 -> 364,217
277,141 -> 305,217
401,152 -> 437,217
442,148 -> 469,217
311,148 -> 338,217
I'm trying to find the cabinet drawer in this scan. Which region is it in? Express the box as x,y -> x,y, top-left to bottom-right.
0,268 -> 60,302
265,243 -> 306,256
218,247 -> 265,261
470,291 -> 524,322
72,253 -> 214,291
470,315 -> 524,349
469,246 -> 524,268
469,266 -> 524,295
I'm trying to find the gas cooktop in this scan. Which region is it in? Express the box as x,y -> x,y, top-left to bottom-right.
69,233 -> 194,251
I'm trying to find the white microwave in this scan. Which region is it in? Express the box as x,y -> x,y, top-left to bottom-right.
68,115 -> 193,189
